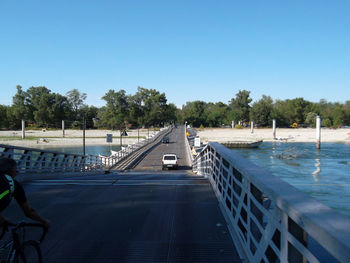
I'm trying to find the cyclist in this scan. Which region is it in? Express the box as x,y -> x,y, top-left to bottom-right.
0,157 -> 50,229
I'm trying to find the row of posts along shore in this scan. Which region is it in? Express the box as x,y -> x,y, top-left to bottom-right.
232,116 -> 322,149
20,116 -> 323,151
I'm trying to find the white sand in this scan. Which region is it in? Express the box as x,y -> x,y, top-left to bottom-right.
1,127 -> 350,148
0,129 -> 158,148
197,128 -> 350,143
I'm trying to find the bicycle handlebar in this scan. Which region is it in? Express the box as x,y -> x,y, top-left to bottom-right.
0,221 -> 48,243
0,221 -> 8,240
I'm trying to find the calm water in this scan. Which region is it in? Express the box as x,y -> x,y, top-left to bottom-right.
38,145 -> 121,156
231,142 -> 350,218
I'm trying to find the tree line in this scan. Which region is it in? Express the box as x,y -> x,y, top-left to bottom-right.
0,86 -> 349,130
178,90 -> 350,128
0,86 -> 177,130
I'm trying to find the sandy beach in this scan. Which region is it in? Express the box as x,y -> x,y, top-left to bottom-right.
0,129 -> 158,148
196,127 -> 350,144
0,127 -> 350,149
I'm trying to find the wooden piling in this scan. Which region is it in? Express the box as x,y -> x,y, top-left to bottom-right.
251,121 -> 254,133
273,119 -> 276,139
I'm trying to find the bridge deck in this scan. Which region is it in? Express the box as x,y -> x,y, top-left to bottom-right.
5,172 -> 242,262
3,127 -> 242,262
133,126 -> 191,171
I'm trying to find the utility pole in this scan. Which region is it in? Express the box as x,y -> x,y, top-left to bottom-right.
120,129 -> 122,147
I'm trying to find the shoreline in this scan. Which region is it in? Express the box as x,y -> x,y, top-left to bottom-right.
0,129 -> 156,148
0,127 -> 350,148
196,127 -> 350,144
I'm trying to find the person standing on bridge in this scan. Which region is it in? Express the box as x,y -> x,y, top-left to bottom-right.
0,157 -> 50,229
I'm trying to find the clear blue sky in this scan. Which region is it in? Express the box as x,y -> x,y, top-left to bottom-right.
1,0 -> 349,108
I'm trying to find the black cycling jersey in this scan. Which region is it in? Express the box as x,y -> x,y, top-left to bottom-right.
0,174 -> 27,212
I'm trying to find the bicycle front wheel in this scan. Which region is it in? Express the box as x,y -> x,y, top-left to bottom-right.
16,240 -> 42,263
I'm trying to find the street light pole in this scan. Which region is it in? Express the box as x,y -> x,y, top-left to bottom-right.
120,128 -> 122,148
83,116 -> 86,156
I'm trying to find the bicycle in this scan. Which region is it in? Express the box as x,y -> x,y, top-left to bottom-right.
0,221 -> 47,263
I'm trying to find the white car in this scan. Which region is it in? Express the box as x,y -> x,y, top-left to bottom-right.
162,154 -> 178,170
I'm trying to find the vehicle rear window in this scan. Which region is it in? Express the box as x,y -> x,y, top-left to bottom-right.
164,156 -> 176,160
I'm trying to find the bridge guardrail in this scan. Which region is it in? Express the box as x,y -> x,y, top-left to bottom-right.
184,126 -> 194,166
0,127 -> 171,174
0,144 -> 102,173
193,142 -> 350,263
99,126 -> 171,169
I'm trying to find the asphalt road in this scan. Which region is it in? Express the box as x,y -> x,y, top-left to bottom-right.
2,127 -> 242,263
133,126 -> 191,171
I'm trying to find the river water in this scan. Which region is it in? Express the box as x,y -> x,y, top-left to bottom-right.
38,145 -> 121,156
231,142 -> 350,218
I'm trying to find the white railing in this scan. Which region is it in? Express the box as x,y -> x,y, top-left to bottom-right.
0,144 -> 103,173
99,126 -> 172,169
0,127 -> 171,174
193,142 -> 350,263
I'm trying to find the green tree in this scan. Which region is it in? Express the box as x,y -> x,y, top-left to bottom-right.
332,103 -> 346,127
229,90 -> 252,124
100,89 -> 129,129
6,106 -> 21,129
79,105 -> 99,129
318,99 -> 334,127
163,103 -> 179,125
127,94 -> 144,127
290,97 -> 311,124
273,98 -> 311,127
181,101 -> 207,127
50,93 -> 72,126
250,95 -> 273,127
205,102 -> 229,127
12,85 -> 32,122
344,101 -> 350,125
25,86 -> 55,127
0,105 -> 10,128
271,100 -> 288,127
304,112 -> 318,127
134,87 -> 169,127
66,89 -> 87,119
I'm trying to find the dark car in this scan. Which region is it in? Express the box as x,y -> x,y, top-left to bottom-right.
162,137 -> 169,143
